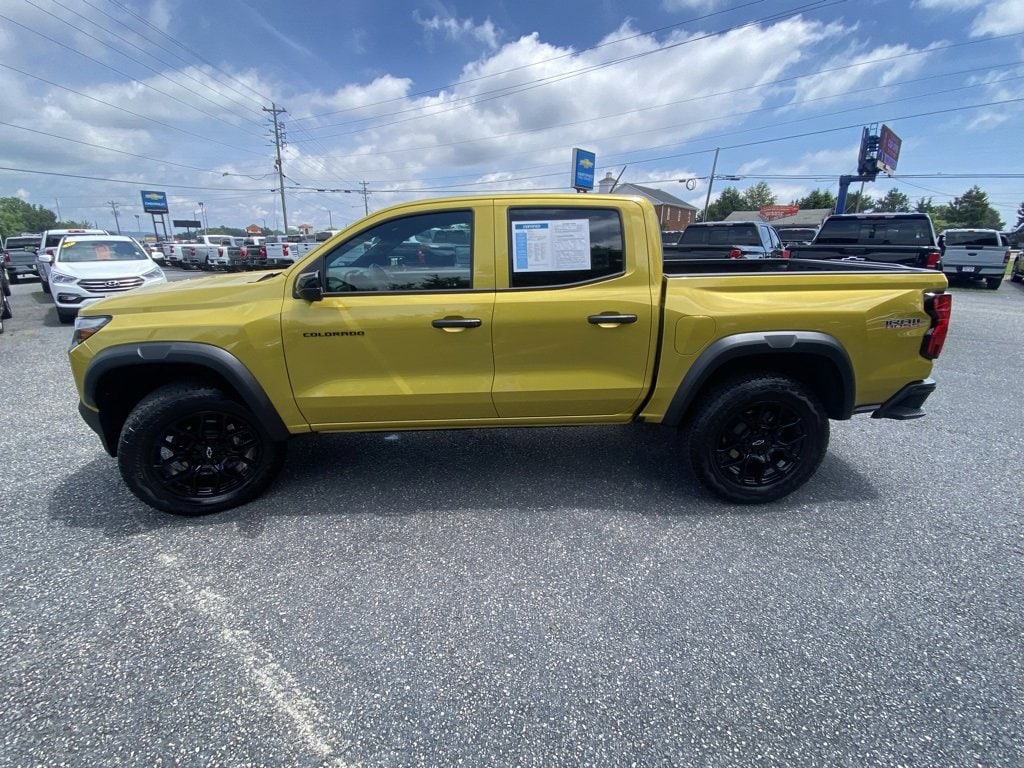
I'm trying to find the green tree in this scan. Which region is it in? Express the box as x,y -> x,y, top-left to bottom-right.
875,188 -> 911,213
795,189 -> 836,210
740,181 -> 776,210
0,197 -> 59,239
703,185 -> 745,221
843,191 -> 875,213
945,186 -> 1003,229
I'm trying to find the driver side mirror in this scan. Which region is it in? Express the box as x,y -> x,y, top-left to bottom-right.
294,270 -> 323,302
39,253 -> 53,264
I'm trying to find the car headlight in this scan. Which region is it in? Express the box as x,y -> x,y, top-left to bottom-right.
142,266 -> 165,280
51,271 -> 78,284
71,314 -> 112,347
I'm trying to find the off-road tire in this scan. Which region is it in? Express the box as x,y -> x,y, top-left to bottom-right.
41,274 -> 51,294
985,277 -> 1002,290
686,374 -> 829,504
56,307 -> 77,324
118,383 -> 287,516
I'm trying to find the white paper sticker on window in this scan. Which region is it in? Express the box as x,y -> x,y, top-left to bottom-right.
512,219 -> 592,272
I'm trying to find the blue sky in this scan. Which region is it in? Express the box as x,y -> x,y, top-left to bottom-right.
1,0 -> 1022,233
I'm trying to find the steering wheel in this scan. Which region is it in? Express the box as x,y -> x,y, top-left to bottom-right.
325,271 -> 358,292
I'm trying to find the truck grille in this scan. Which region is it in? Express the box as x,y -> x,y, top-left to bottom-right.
78,276 -> 145,292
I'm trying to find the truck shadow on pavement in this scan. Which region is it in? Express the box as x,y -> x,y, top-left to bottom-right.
48,425 -> 881,538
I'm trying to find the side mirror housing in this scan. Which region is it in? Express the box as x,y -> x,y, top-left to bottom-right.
294,270 -> 323,302
39,253 -> 53,264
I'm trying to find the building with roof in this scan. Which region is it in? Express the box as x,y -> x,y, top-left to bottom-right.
724,208 -> 833,227
597,173 -> 699,230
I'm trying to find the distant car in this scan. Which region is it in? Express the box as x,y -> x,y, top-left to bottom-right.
1011,249 -> 1024,283
0,266 -> 11,333
36,227 -> 108,294
937,228 -> 1009,290
44,234 -> 166,323
2,234 -> 41,282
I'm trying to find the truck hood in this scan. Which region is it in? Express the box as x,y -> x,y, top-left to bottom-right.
79,270 -> 287,317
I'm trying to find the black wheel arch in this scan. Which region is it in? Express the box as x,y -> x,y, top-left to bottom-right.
661,331 -> 855,427
82,342 -> 291,456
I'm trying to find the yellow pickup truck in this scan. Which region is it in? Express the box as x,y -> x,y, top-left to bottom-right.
68,194 -> 952,516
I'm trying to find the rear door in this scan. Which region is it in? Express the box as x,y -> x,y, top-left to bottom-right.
489,201 -> 658,419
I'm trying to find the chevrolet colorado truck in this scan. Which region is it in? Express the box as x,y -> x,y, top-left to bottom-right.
67,194 -> 952,516
664,221 -> 786,261
787,213 -> 942,269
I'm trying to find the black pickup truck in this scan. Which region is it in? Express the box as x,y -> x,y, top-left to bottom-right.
2,234 -> 41,282
663,221 -> 786,261
787,213 -> 942,269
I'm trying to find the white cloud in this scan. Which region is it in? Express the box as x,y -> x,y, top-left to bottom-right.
913,0 -> 1024,35
414,13 -> 500,50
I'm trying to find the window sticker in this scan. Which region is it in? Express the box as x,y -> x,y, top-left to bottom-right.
512,219 -> 591,272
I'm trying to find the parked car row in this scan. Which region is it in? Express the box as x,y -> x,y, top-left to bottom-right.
155,231 -> 339,272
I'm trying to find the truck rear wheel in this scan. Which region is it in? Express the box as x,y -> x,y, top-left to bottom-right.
985,277 -> 1002,290
118,383 -> 286,516
686,374 -> 829,504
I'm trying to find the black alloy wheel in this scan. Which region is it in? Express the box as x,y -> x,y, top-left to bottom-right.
118,384 -> 286,515
687,374 -> 829,504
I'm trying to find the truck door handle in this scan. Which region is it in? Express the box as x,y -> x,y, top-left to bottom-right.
432,318 -> 482,329
588,313 -> 638,326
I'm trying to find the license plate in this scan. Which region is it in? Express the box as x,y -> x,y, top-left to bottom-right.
962,266 -> 975,272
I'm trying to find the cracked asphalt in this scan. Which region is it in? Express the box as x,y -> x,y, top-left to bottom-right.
1,272 -> 1022,767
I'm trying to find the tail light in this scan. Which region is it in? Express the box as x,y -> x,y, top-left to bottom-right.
923,249 -> 941,269
728,248 -> 742,259
283,243 -> 290,257
240,247 -> 249,258
259,246 -> 266,257
218,247 -> 224,256
1003,249 -> 1010,265
2,252 -> 9,264
921,292 -> 952,360
781,248 -> 791,259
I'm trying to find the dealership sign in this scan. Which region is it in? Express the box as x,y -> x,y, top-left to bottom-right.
571,148 -> 596,191
759,205 -> 800,221
140,190 -> 169,214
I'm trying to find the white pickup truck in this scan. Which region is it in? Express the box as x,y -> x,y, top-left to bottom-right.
937,228 -> 1010,290
182,235 -> 241,270
262,235 -> 319,268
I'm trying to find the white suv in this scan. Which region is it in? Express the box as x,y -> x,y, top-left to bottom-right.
36,228 -> 108,293
46,234 -> 166,323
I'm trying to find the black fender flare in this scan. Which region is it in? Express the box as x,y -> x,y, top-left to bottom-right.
661,331 -> 855,426
83,341 -> 290,442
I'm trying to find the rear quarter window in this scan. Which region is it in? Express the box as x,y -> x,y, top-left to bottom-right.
508,208 -> 624,288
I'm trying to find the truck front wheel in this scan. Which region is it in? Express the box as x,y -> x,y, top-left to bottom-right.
118,383 -> 287,515
686,374 -> 829,504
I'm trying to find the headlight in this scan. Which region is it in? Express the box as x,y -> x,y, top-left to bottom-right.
71,314 -> 112,347
51,271 -> 78,284
142,266 -> 165,280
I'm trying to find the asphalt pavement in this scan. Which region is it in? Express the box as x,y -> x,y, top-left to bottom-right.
1,271 -> 1022,767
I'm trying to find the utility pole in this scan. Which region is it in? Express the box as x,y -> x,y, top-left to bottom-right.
702,148 -> 719,221
360,181 -> 370,215
264,103 -> 289,234
107,200 -> 121,233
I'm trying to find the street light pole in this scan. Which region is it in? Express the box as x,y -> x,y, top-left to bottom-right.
134,214 -> 140,233
198,201 -> 208,232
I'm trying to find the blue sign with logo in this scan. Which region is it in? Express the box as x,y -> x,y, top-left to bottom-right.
140,190 -> 169,214
571,148 -> 596,191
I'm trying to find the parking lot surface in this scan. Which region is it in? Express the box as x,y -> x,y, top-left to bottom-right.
1,274 -> 1022,766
